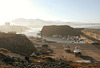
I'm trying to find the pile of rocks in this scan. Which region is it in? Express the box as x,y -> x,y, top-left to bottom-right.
0,56 -> 72,68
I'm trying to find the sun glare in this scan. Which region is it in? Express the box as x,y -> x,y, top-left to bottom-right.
0,0 -> 31,25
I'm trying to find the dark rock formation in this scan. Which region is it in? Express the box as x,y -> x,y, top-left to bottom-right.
0,32 -> 36,55
41,25 -> 83,37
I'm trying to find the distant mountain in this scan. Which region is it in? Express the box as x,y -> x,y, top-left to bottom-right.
11,18 -> 69,28
11,18 -> 47,25
11,18 -> 100,28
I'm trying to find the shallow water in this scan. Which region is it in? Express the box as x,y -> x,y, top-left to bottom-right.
18,28 -> 42,38
43,37 -> 86,44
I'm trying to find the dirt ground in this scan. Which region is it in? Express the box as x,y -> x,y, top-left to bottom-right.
34,40 -> 100,63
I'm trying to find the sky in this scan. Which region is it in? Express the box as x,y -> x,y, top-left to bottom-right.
0,0 -> 100,25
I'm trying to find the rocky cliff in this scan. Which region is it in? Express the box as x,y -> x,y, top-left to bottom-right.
81,28 -> 100,44
41,25 -> 83,37
82,28 -> 100,41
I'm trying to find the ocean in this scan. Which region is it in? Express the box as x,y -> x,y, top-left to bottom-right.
20,28 -> 42,37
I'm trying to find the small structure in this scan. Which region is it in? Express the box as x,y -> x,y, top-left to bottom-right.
64,45 -> 70,53
74,46 -> 81,57
5,22 -> 10,26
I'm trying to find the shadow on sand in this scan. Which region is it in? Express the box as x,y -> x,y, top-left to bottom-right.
80,56 -> 96,63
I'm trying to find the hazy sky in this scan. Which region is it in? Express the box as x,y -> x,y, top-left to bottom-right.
0,0 -> 100,25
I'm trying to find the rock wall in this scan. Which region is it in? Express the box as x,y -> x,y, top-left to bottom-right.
41,25 -> 83,37
82,28 -> 100,41
80,35 -> 92,43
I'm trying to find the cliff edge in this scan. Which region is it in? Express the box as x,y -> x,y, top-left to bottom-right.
41,25 -> 83,37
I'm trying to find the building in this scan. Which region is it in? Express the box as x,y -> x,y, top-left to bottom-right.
5,22 -> 10,26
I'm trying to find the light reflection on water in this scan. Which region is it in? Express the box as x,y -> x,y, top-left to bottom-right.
20,28 -> 42,37
42,37 -> 86,44
72,25 -> 100,29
